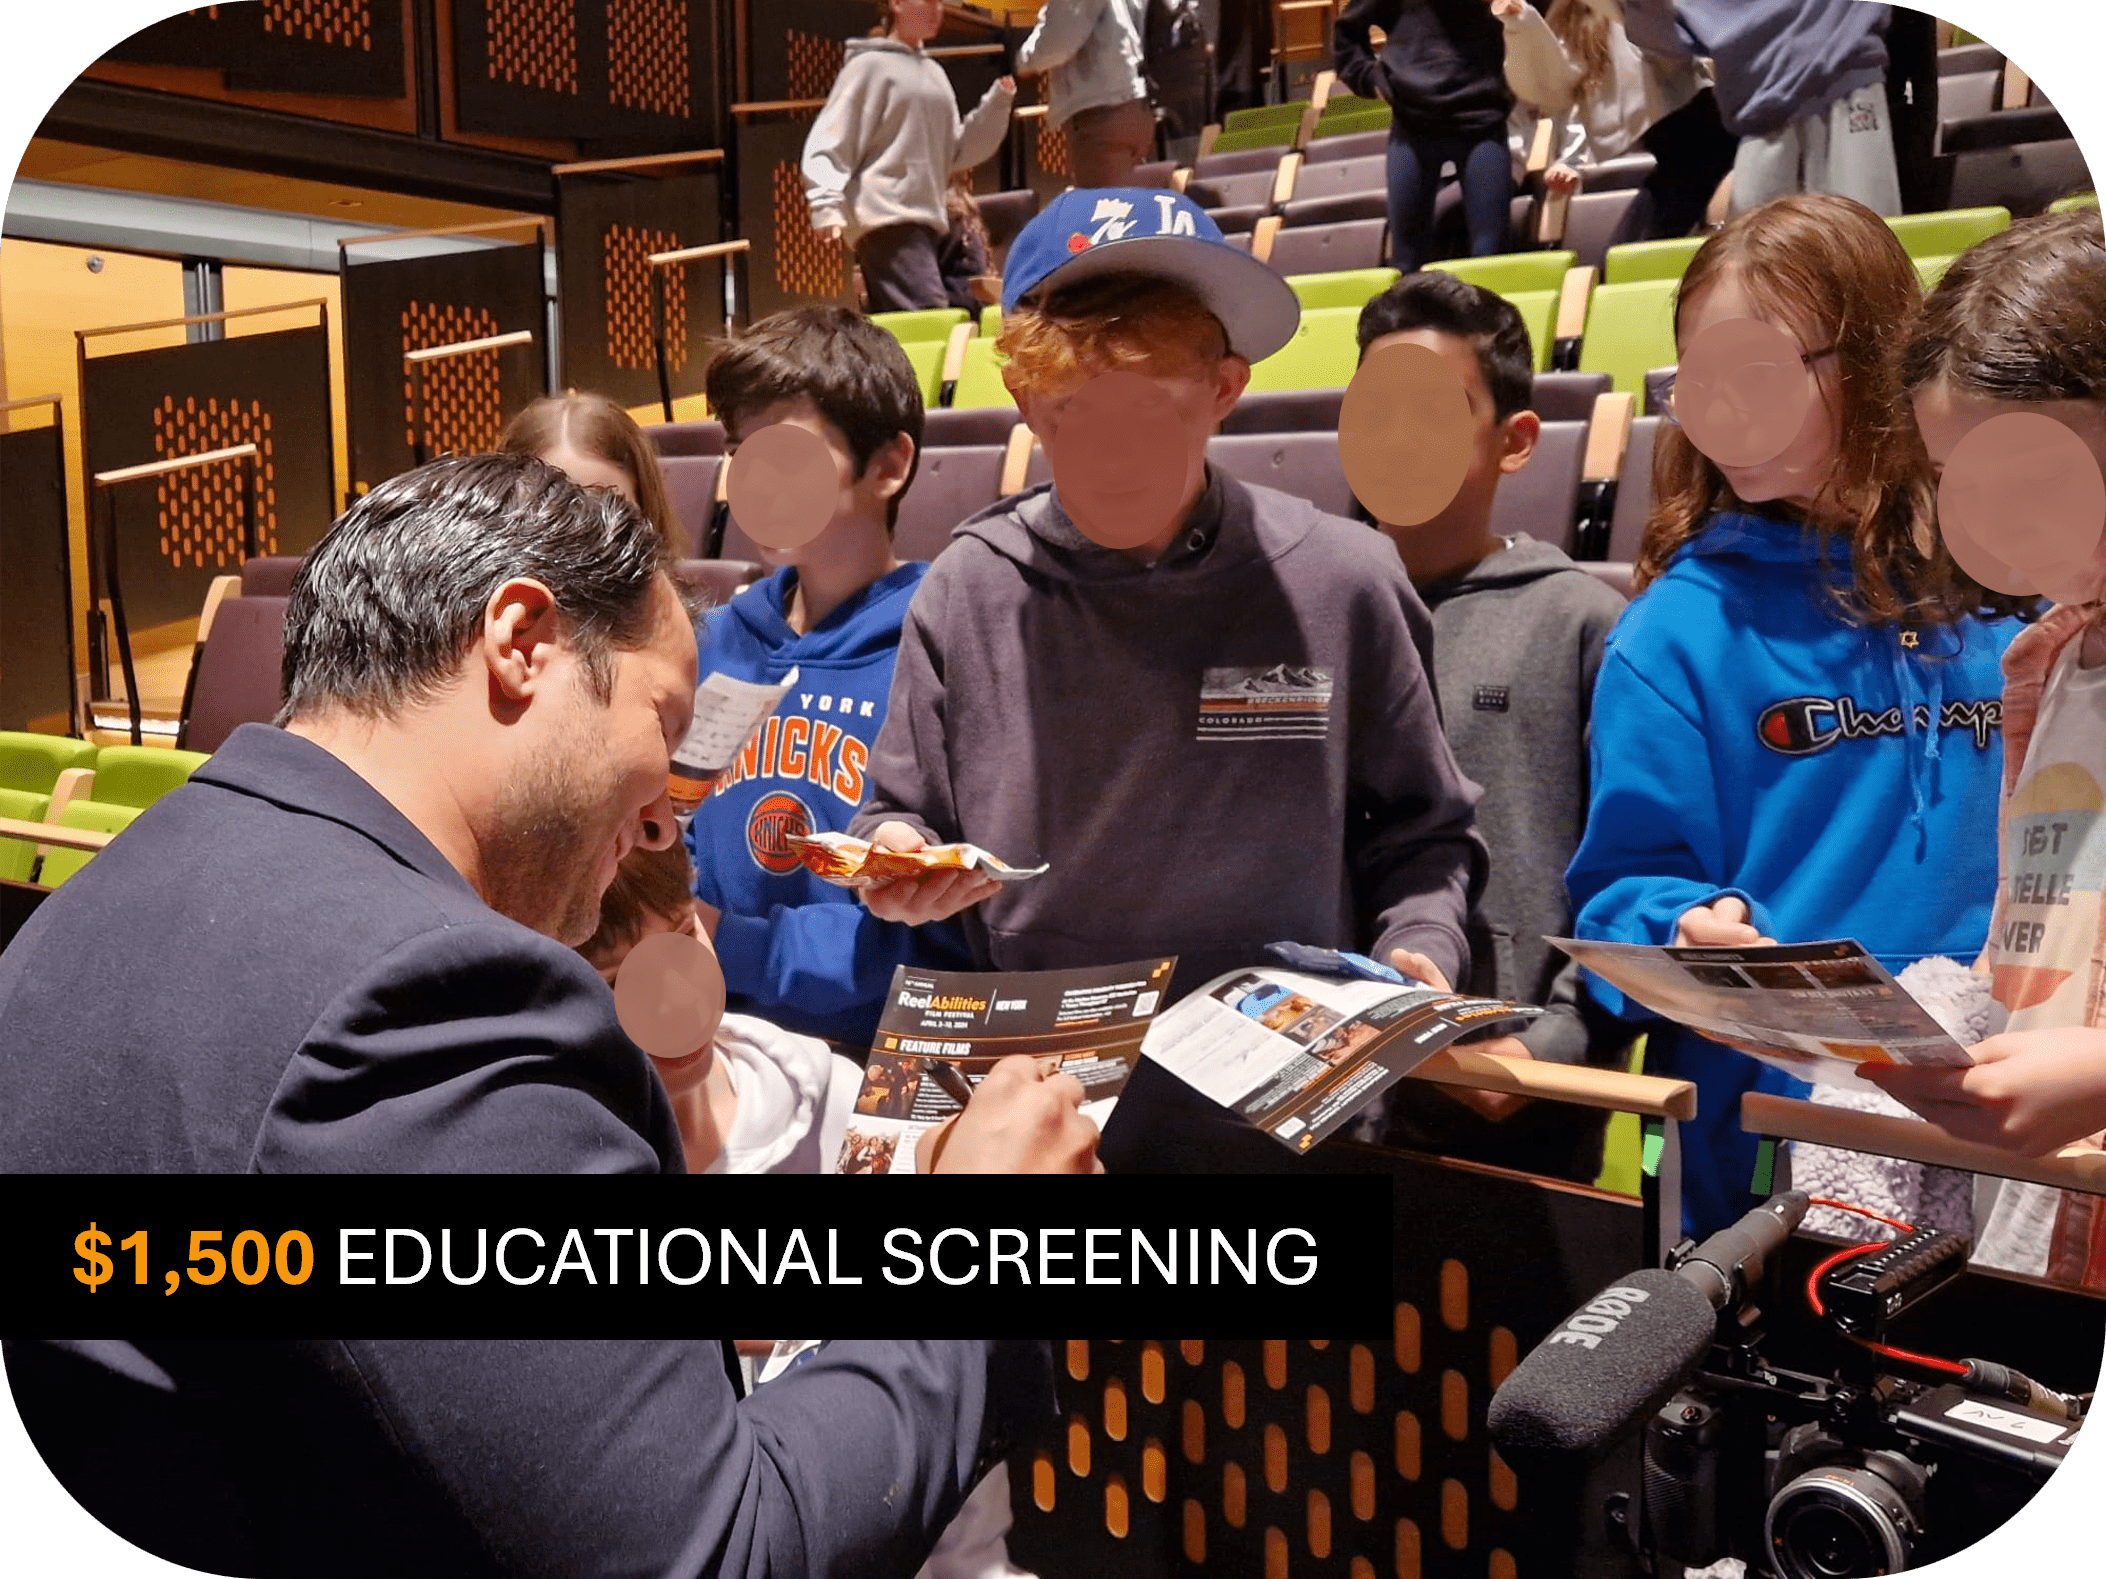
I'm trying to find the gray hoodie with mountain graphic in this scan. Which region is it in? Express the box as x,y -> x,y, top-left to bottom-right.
802,37 -> 1016,244
848,468 -> 1487,1001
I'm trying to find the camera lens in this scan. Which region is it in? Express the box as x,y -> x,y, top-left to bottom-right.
1767,1466 -> 1918,1579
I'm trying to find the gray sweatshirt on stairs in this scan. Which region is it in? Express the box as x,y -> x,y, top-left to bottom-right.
850,468 -> 1487,1000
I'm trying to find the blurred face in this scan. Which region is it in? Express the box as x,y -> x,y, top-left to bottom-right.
729,397 -> 910,568
481,576 -> 697,946
538,441 -> 639,507
1675,268 -> 1843,516
1014,352 -> 1247,553
588,907 -> 720,1098
1913,380 -> 2106,606
890,0 -> 944,45
1355,328 -> 1534,539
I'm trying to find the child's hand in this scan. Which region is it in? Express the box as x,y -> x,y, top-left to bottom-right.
1387,948 -> 1452,991
923,1055 -> 1101,1173
1674,897 -> 1775,948
996,75 -> 1016,93
1488,0 -> 1526,18
1859,1027 -> 2106,1155
814,219 -> 845,241
1546,163 -> 1582,196
860,821 -> 1004,925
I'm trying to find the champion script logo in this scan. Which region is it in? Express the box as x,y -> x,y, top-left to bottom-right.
1755,695 -> 2002,756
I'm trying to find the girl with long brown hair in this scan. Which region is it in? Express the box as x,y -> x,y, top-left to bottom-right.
1564,194 -> 2030,1241
497,391 -> 681,548
1867,208 -> 2106,1289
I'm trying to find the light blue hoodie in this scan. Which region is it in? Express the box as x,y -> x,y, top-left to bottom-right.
1619,0 -> 1889,139
1565,510 -> 2023,1236
685,563 -> 969,1048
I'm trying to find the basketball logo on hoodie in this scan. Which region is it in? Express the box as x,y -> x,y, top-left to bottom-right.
747,792 -> 814,874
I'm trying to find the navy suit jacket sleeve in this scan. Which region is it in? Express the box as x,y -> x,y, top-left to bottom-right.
255,922 -> 685,1173
319,1338 -> 1052,1577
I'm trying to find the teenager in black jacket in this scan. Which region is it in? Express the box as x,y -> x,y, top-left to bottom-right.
1335,0 -> 1516,272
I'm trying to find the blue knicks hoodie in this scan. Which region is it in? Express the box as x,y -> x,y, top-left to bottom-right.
685,563 -> 968,1046
1565,512 -> 2021,1237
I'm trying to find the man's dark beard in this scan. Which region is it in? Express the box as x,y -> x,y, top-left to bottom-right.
482,718 -> 617,946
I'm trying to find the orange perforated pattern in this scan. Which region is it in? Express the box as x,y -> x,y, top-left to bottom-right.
608,0 -> 688,117
400,303 -> 507,460
150,395 -> 279,569
772,160 -> 848,298
786,28 -> 845,103
486,0 -> 578,95
261,0 -> 370,48
1027,1335 -> 1549,1576
603,225 -> 687,371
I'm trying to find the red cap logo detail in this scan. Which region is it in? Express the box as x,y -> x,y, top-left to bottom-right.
1068,233 -> 1090,253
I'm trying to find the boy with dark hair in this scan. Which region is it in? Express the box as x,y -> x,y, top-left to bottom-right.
687,306 -> 970,1047
1354,272 -> 1629,1182
850,188 -> 1485,1031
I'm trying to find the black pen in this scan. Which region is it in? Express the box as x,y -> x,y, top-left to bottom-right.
924,1060 -> 976,1108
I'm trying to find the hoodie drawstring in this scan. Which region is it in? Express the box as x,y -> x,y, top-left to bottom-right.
1890,628 -> 1944,855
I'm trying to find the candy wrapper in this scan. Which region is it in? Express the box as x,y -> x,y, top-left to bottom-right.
787,831 -> 1049,889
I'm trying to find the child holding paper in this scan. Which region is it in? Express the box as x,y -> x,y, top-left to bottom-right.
1867,209 -> 2106,1288
1564,195 -> 2031,1238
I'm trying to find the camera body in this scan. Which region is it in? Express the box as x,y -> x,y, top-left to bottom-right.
1629,1225 -> 2081,1578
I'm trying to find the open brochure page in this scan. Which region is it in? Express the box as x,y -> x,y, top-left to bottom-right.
836,957 -> 1176,1174
672,666 -> 801,782
1550,937 -> 1971,1080
1140,968 -> 1540,1152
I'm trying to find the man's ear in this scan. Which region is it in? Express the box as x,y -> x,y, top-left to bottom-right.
1497,409 -> 1543,475
1211,355 -> 1252,424
481,577 -> 564,704
867,431 -> 917,502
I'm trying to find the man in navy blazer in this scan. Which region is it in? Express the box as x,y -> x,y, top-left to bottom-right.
0,453 -> 1082,1576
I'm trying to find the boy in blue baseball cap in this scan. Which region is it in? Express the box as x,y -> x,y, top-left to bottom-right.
848,188 -> 1486,1043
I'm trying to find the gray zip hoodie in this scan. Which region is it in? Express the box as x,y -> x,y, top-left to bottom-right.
803,37 -> 1017,244
849,468 -> 1487,1000
1378,533 -> 1629,1183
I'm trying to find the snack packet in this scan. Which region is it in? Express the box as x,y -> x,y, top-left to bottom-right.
787,831 -> 1049,889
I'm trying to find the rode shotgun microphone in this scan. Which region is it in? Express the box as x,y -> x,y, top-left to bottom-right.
1487,1193 -> 1810,1469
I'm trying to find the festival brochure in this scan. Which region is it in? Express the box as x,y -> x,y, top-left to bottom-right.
1137,969 -> 1542,1152
1548,937 -> 1972,1079
836,957 -> 1176,1174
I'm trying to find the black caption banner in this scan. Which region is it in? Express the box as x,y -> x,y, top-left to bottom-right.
25,1175 -> 1392,1334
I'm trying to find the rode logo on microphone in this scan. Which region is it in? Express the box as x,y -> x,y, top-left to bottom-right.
1546,1285 -> 1652,1349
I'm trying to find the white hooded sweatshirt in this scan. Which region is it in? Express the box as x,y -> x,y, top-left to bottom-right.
803,36 -> 1016,245
703,1013 -> 860,1174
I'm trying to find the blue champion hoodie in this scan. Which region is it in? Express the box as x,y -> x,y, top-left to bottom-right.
1565,511 -> 2021,1237
684,562 -> 969,1047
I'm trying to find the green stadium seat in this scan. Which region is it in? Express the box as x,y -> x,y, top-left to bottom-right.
1577,277 -> 1680,397
1286,267 -> 1400,312
1429,249 -> 1578,296
1592,1036 -> 1649,1197
1503,289 -> 1559,374
2050,193 -> 2099,213
1222,102 -> 1309,133
1601,237 -> 1705,284
35,800 -> 142,889
1246,306 -> 1360,393
1210,122 -> 1302,154
1312,105 -> 1392,140
0,732 -> 96,797
0,787 -> 50,883
89,746 -> 209,811
1886,206 -> 2009,259
949,337 -> 1016,409
1916,254 -> 1957,291
902,339 -> 946,407
870,307 -> 971,343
